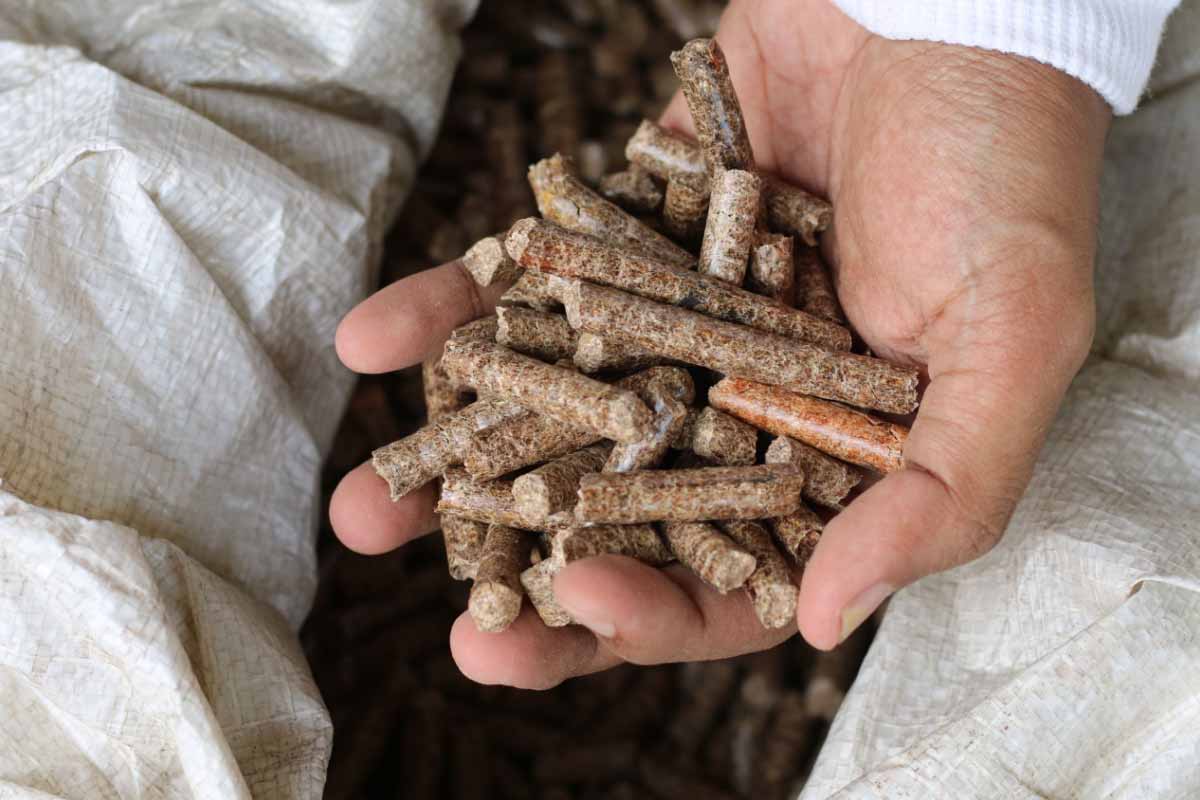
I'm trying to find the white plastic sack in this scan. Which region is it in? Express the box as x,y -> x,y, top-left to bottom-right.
802,3 -> 1200,797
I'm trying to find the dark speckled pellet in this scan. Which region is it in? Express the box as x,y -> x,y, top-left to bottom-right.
468,524 -> 532,632
670,38 -> 755,174
719,520 -> 798,629
496,306 -> 578,362
765,436 -> 861,509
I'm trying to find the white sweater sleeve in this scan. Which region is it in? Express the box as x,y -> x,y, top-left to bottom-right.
831,0 -> 1181,113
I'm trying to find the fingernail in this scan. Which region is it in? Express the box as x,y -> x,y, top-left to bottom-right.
553,572 -> 617,639
564,606 -> 616,639
838,583 -> 893,644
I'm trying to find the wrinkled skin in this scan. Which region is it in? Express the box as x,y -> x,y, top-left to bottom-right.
331,0 -> 1108,687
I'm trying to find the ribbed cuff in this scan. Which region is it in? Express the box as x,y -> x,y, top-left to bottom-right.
832,0 -> 1179,114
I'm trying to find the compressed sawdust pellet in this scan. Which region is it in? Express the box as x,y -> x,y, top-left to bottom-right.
372,398 -> 525,500
719,521 -> 798,629
662,177 -> 710,244
766,435 -> 862,509
495,306 -> 578,362
519,559 -> 572,627
698,169 -> 762,284
500,269 -> 571,312
747,232 -> 795,304
573,331 -> 672,373
441,339 -> 654,443
605,381 -> 688,472
423,357 -> 471,422
528,154 -> 693,267
507,218 -> 851,350
598,166 -> 664,214
669,407 -> 701,450
469,524 -> 531,632
442,515 -> 489,580
660,520 -> 756,593
536,52 -> 583,160
465,410 -> 597,481
463,235 -> 523,287
616,365 -> 696,405
668,660 -> 738,754
512,442 -> 612,519
764,176 -> 833,247
691,406 -> 758,466
670,38 -> 755,173
577,139 -> 608,183
575,464 -> 805,524
450,314 -> 501,343
625,118 -> 709,188
768,506 -> 823,567
793,245 -> 844,322
564,281 -> 918,414
437,467 -> 571,533
710,377 -> 909,472
551,523 -> 673,566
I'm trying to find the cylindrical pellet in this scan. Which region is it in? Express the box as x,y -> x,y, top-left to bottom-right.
528,154 -> 693,267
440,339 -> 653,443
765,435 -> 862,509
691,406 -> 758,466
495,306 -> 578,362
551,524 -> 673,566
793,245 -> 844,322
574,464 -> 805,524
754,691 -> 815,798
605,382 -> 689,473
564,282 -> 919,414
469,524 -> 531,632
769,506 -> 823,567
662,178 -> 710,244
598,166 -> 664,214
698,169 -> 761,284
507,218 -> 851,351
499,269 -> 571,312
520,559 -> 572,627
747,232 -> 795,304
422,356 -> 470,422
719,520 -> 798,629
573,332 -> 672,373
765,176 -> 833,247
625,118 -> 709,188
488,101 -> 536,227
449,314 -> 500,343
437,467 -> 571,534
710,377 -> 909,472
512,443 -> 612,520
536,52 -> 583,160
660,521 -> 756,593
463,235 -> 522,287
442,515 -> 489,580
372,399 -> 525,500
670,38 -> 755,173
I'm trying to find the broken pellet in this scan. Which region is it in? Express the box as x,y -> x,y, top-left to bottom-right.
598,166 -> 663,214
698,169 -> 762,284
551,523 -> 674,566
441,339 -> 653,443
528,154 -> 694,267
710,377 -> 909,472
671,38 -> 755,173
660,521 -> 756,593
662,178 -> 710,244
519,559 -> 572,627
495,306 -> 578,362
768,506 -> 823,567
604,381 -> 688,472
372,398 -> 525,500
442,515 -> 489,580
450,314 -> 500,343
575,464 -> 805,524
691,406 -> 758,466
625,119 -> 710,188
423,357 -> 470,422
564,281 -> 918,414
500,269 -> 570,312
793,245 -> 844,322
747,232 -> 795,304
463,235 -> 522,288
719,520 -> 798,629
536,52 -> 583,160
766,435 -> 861,509
573,331 -> 672,373
764,176 -> 833,247
512,442 -> 612,520
437,467 -> 570,533
469,523 -> 531,632
507,218 -> 851,350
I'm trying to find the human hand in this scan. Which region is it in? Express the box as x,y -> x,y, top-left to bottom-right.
331,0 -> 1109,687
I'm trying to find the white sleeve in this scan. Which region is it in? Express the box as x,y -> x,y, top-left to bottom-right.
831,0 -> 1181,113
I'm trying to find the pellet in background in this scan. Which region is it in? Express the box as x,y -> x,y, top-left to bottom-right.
747,232 -> 796,304
710,376 -> 909,472
487,101 -> 537,227
551,523 -> 674,566
463,235 -> 522,288
671,38 -> 755,173
698,168 -> 762,284
577,139 -> 610,184
457,184 -> 494,244
536,52 -> 583,160
534,740 -> 638,784
442,515 -> 489,580
507,218 -> 851,351
793,245 -> 845,322
605,382 -> 689,472
495,306 -> 578,362
766,435 -> 862,509
492,756 -> 536,800
450,722 -> 492,800
668,660 -> 738,754
806,620 -> 873,721
372,398 -> 525,500
575,464 -> 805,524
469,524 -> 532,632
660,521 -> 756,593
589,666 -> 674,739
437,467 -> 570,533
625,118 -> 709,187
564,281 -> 918,414
520,558 -> 573,626
669,406 -> 701,450
598,166 -> 664,214
764,176 -> 834,247
500,269 -> 570,312
441,339 -> 653,443
727,671 -> 783,796
400,690 -> 447,800
769,507 -> 823,567
691,406 -> 758,466
528,154 -> 694,267
754,690 -> 814,799
423,357 -> 471,422
322,665 -> 419,800
573,331 -> 673,373
512,442 -> 612,519
662,177 -> 710,244
638,757 -> 740,800
720,521 -> 799,629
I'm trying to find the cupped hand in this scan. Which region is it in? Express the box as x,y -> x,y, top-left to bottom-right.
331,0 -> 1109,687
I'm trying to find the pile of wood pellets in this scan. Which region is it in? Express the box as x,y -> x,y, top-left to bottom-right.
304,2 -> 889,798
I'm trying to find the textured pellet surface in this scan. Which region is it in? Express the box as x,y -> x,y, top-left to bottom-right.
573,332 -> 671,373
766,436 -> 861,509
691,406 -> 758,466
598,166 -> 664,213
512,443 -> 612,519
575,465 -> 805,524
437,468 -> 570,534
464,410 -> 599,481
719,521 -> 798,629
710,377 -> 909,473
469,524 -> 531,633
422,357 -> 470,422
463,235 -> 522,287
764,177 -> 833,247
508,218 -> 851,350
793,246 -> 843,322
496,306 -> 579,362
565,282 -> 919,414
442,515 -> 489,580
699,169 -> 761,284
500,269 -> 569,312
552,524 -> 673,566
519,559 -> 572,627
661,521 -> 757,593
662,177 -> 710,243
670,38 -> 754,173
769,507 -> 823,567
625,118 -> 710,187
747,232 -> 795,304
449,314 -> 500,343
605,383 -> 688,472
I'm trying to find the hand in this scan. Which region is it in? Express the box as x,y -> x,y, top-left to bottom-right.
331,0 -> 1109,687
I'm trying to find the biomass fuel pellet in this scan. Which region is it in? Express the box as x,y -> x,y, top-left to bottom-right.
449,314 -> 501,343
605,381 -> 689,472
564,281 -> 919,414
598,166 -> 664,214
710,377 -> 909,472
668,660 -> 739,754
670,38 -> 755,173
691,406 -> 758,466
625,118 -> 709,188
662,177 -> 710,243
574,464 -> 805,524
437,467 -> 571,533
719,521 -> 798,629
463,235 -> 523,287
499,269 -> 571,312
764,176 -> 833,247
698,168 -> 762,284
469,523 -> 531,632
768,506 -> 823,567
793,245 -> 844,322
573,331 -> 672,373
551,523 -> 674,566
442,514 -> 489,580
520,558 -> 573,627
512,442 -> 613,519
747,232 -> 795,304
535,52 -> 583,161
487,101 -> 537,227
660,520 -> 757,593
423,356 -> 471,422
495,306 -> 578,362
753,691 -> 814,798
765,435 -> 861,509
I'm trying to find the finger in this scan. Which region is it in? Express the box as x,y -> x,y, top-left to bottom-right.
335,259 -> 509,374
449,605 -> 621,690
329,461 -> 438,555
553,556 -> 794,665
